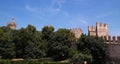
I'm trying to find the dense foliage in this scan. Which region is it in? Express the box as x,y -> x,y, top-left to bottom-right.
0,25 -> 106,64
48,28 -> 75,61
77,34 -> 106,64
0,59 -> 70,64
0,27 -> 15,59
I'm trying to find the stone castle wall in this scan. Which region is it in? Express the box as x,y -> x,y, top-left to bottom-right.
88,22 -> 109,37
88,22 -> 120,63
106,44 -> 120,64
104,36 -> 120,44
88,22 -> 120,44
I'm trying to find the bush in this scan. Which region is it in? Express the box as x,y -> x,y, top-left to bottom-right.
38,58 -> 53,62
0,59 -> 11,64
44,62 -> 70,64
71,53 -> 93,64
0,59 -> 70,64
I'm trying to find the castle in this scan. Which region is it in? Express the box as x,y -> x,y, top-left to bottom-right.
88,22 -> 120,43
70,22 -> 120,44
88,22 -> 109,37
6,18 -> 120,43
5,18 -> 120,63
70,22 -> 109,39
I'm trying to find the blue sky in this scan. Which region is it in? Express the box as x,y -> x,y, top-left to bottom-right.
0,0 -> 120,36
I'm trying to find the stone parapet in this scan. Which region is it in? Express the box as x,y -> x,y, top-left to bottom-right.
104,36 -> 120,44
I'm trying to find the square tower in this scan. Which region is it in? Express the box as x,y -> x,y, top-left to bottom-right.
96,22 -> 108,37
88,26 -> 96,36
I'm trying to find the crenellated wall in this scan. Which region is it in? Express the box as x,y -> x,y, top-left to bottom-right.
88,22 -> 120,63
88,22 -> 109,37
103,36 -> 120,44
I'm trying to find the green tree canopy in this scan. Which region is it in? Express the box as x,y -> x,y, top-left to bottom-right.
48,28 -> 75,61
77,34 -> 106,64
0,26 -> 15,59
12,25 -> 47,58
41,26 -> 54,41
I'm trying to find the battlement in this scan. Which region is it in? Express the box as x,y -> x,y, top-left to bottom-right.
96,22 -> 108,28
88,22 -> 109,37
88,26 -> 96,31
103,36 -> 120,44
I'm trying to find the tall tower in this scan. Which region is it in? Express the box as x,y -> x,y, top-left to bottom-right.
96,22 -> 108,37
7,18 -> 16,30
88,22 -> 109,37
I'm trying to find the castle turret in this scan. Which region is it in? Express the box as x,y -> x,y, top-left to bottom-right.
7,18 -> 16,30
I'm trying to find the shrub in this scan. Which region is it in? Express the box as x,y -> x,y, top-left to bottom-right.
0,59 -> 11,64
44,62 -> 70,64
0,59 -> 70,64
71,53 -> 93,64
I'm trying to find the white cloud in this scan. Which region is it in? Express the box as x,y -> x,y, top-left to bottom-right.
73,0 -> 86,2
97,12 -> 113,19
80,20 -> 88,26
69,18 -> 88,28
50,0 -> 66,14
71,0 -> 89,5
50,8 -> 61,14
52,0 -> 66,8
67,14 -> 89,29
25,0 -> 69,19
25,5 -> 38,12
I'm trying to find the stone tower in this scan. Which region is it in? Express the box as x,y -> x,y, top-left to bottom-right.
88,26 -> 96,36
7,18 -> 16,30
88,22 -> 109,37
96,22 -> 108,37
70,28 -> 82,38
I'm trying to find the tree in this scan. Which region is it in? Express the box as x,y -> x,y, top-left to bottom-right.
48,28 -> 75,61
0,26 -> 15,59
25,25 -> 48,58
13,25 -> 47,58
41,26 -> 55,57
41,26 -> 54,41
77,34 -> 106,64
12,28 -> 26,58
